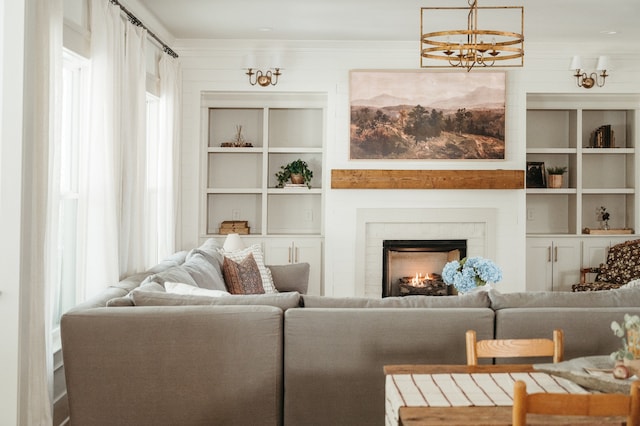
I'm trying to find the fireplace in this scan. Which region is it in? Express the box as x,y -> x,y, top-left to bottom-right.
382,240 -> 467,297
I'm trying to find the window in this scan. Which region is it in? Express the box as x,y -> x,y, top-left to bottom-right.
52,50 -> 88,345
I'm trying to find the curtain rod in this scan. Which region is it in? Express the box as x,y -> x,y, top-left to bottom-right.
109,0 -> 179,58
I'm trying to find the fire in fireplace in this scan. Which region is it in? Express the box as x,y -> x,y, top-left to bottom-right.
382,240 -> 467,297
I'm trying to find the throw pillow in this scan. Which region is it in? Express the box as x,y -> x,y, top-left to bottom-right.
165,281 -> 230,297
220,244 -> 277,294
268,263 -> 310,294
222,253 -> 265,294
182,251 -> 227,291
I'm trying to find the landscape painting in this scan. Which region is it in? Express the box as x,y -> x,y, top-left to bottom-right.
349,71 -> 506,160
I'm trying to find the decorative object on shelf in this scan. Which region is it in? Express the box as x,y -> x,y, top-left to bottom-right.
590,124 -> 615,148
546,166 -> 567,189
220,125 -> 253,147
442,256 -> 503,294
222,232 -> 246,252
611,314 -> 640,376
350,71 -> 506,160
582,228 -> 634,235
598,206 -> 611,230
526,161 -> 546,188
420,0 -> 524,71
275,159 -> 313,189
570,55 -> 611,89
219,221 -> 250,235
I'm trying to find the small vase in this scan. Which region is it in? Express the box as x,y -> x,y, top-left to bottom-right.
548,174 -> 563,188
290,174 -> 304,185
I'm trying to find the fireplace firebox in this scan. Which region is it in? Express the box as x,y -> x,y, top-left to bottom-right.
382,240 -> 467,297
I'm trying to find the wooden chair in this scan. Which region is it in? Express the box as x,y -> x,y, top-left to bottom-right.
512,379 -> 640,426
465,329 -> 564,366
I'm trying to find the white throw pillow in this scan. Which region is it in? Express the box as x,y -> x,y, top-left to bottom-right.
164,281 -> 230,297
622,279 -> 640,289
219,244 -> 277,294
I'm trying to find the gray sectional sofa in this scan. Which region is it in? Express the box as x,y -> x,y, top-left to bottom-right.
61,243 -> 640,426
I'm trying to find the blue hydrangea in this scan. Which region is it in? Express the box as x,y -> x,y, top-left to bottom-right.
442,256 -> 502,293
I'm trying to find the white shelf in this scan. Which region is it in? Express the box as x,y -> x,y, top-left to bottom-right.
527,148 -> 577,154
526,188 -> 577,195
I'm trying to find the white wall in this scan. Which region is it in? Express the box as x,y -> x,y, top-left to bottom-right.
0,0 -> 25,424
175,38 -> 640,296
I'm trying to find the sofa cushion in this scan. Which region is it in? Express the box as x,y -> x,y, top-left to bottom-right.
268,263 -> 310,294
141,265 -> 198,288
106,282 -> 165,307
489,287 -> 640,310
182,251 -> 227,291
145,250 -> 189,274
222,253 -> 265,294
130,288 -> 301,310
221,244 -> 277,293
300,291 -> 490,308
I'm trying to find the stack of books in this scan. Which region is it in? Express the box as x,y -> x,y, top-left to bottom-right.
218,220 -> 250,235
590,124 -> 615,148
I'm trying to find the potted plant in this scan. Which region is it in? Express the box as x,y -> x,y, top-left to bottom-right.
275,159 -> 313,189
547,166 -> 567,188
611,314 -> 640,377
441,256 -> 502,294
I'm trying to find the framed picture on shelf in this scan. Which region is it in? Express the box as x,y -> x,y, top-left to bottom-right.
526,161 -> 546,188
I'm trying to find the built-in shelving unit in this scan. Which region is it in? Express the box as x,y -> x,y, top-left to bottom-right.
525,93 -> 640,291
200,91 -> 327,295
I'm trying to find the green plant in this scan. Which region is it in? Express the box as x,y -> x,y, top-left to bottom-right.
547,166 -> 567,175
611,314 -> 640,361
275,159 -> 313,189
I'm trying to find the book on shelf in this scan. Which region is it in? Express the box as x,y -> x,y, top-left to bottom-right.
284,183 -> 308,188
590,125 -> 615,148
219,220 -> 250,234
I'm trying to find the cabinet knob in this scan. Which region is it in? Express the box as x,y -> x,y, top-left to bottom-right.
547,247 -> 551,262
288,247 -> 292,263
554,246 -> 558,262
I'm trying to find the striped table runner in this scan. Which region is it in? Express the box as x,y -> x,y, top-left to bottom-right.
385,372 -> 589,426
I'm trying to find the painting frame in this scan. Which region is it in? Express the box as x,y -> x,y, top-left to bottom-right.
526,161 -> 546,188
349,70 -> 506,160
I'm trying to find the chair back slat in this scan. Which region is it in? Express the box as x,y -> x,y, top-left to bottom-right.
466,329 -> 564,365
513,379 -> 640,425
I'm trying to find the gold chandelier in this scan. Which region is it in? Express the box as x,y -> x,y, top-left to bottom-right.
420,0 -> 524,71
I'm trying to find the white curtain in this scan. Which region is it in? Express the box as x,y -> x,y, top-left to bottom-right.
81,0 -> 149,297
20,0 -> 62,423
154,55 -> 182,261
119,22 -> 148,276
80,0 -> 123,299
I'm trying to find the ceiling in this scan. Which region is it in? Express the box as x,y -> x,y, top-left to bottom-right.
135,0 -> 639,44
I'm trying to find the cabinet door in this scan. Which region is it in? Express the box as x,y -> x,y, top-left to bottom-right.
526,239 -> 554,291
263,238 -> 323,296
551,239 -> 582,292
526,238 -> 581,292
291,238 -> 322,296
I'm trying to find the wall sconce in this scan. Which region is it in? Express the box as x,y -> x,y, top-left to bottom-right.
244,54 -> 282,87
246,68 -> 281,87
570,55 -> 610,89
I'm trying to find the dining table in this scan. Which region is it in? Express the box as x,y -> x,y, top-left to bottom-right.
384,363 -> 630,426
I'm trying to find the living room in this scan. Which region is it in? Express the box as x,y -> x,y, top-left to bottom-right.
2,0 -> 640,424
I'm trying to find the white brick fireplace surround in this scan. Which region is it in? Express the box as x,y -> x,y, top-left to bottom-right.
355,208 -> 497,298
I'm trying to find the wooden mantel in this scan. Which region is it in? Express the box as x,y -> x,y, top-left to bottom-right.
331,169 -> 524,190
